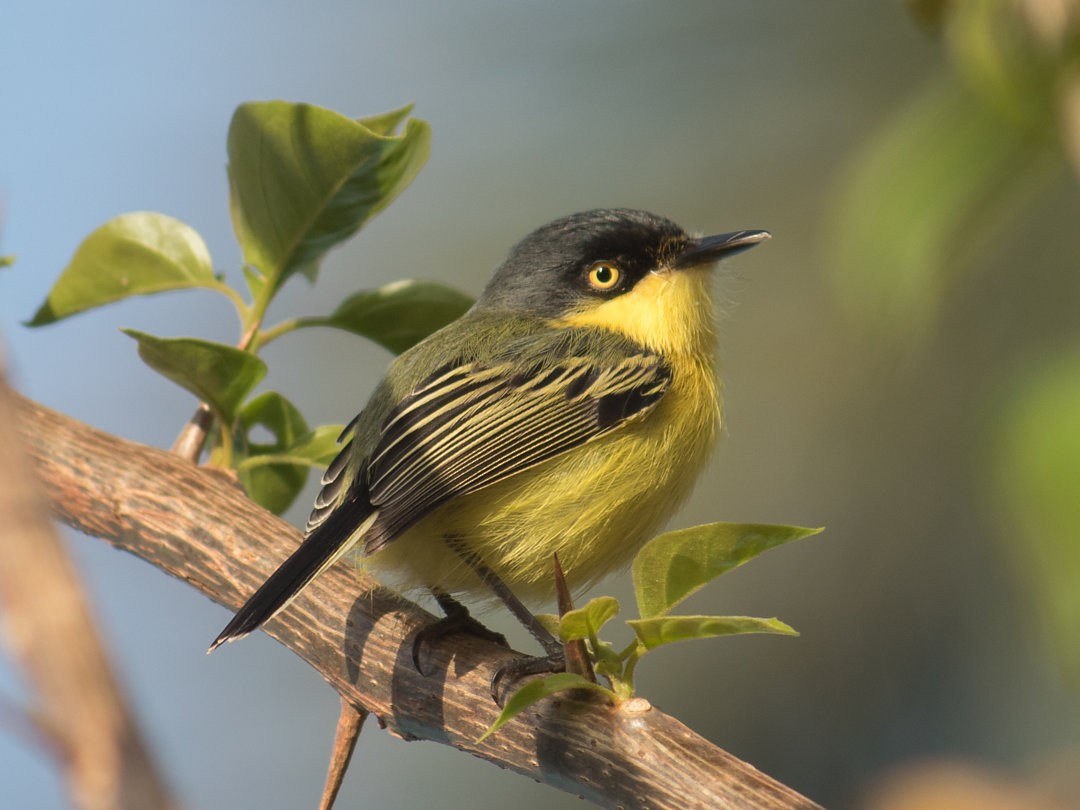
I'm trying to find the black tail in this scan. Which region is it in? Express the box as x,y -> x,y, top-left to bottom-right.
208,492 -> 375,652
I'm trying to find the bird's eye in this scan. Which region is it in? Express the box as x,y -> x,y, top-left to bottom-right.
585,261 -> 622,291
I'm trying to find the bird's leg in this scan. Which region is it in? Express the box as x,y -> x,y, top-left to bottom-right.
442,536 -> 566,702
411,587 -> 508,675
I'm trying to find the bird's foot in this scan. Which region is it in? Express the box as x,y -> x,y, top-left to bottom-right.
490,649 -> 566,705
412,596 -> 508,675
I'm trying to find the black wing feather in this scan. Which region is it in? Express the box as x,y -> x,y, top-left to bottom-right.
208,486 -> 374,650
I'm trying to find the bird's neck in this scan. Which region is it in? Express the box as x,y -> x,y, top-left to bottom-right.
557,268 -> 719,361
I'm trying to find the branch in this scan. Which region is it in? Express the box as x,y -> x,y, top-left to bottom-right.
0,374 -> 180,810
12,390 -> 821,810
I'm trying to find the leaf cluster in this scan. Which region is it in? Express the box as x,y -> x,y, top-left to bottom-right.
483,522 -> 821,739
27,101 -> 471,513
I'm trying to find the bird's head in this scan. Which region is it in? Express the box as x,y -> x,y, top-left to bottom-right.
476,209 -> 769,354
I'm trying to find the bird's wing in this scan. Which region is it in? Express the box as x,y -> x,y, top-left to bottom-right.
304,415 -> 361,535
360,350 -> 671,554
209,337 -> 670,651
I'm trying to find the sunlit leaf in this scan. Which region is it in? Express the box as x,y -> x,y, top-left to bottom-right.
242,264 -> 268,302
478,673 -> 613,743
237,391 -> 310,514
227,101 -> 430,294
994,348 -> 1080,679
0,256 -> 14,269
238,424 -> 345,470
122,329 -> 266,424
590,639 -> 626,677
29,212 -> 216,326
356,105 -> 416,136
558,596 -> 620,642
303,280 -> 472,354
627,615 -> 798,651
633,522 -> 822,620
535,613 -> 560,637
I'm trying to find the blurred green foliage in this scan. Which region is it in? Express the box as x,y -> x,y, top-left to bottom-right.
996,350 -> 1080,678
836,0 -> 1080,678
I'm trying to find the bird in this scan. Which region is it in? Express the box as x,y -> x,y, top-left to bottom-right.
209,208 -> 769,685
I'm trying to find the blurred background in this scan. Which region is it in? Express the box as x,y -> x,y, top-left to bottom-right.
3,1 -> 1080,807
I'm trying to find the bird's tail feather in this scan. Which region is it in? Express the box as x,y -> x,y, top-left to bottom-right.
208,494 -> 376,652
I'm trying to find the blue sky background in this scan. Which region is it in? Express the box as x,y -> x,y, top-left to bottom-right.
4,2 -> 1079,808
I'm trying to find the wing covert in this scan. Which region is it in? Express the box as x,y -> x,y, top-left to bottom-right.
361,351 -> 671,553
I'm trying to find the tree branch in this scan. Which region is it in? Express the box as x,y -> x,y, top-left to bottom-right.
0,374 -> 180,810
12,390 -> 821,810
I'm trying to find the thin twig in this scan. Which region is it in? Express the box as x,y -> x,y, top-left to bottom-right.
318,699 -> 368,810
170,403 -> 213,462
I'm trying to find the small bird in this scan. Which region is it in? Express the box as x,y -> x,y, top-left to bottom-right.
210,209 -> 768,680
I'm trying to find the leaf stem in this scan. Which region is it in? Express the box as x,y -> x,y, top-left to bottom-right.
200,279 -> 251,319
170,272 -> 265,464
619,644 -> 644,699
256,316 -> 317,349
216,413 -> 235,468
237,270 -> 289,353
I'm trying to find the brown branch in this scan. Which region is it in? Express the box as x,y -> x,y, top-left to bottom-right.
319,699 -> 368,810
169,402 -> 213,462
0,373 -> 180,810
12,390 -> 822,810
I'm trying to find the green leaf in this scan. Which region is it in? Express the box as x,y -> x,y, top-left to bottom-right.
29,212 -> 216,326
242,264 -> 268,301
557,596 -> 620,642
238,424 -> 346,470
303,280 -> 473,354
627,615 -> 798,651
122,329 -> 266,425
239,390 -> 309,449
356,104 -> 416,136
0,256 -> 14,269
478,673 -> 613,743
534,613 -> 560,637
236,392 -> 310,514
227,101 -> 430,294
590,639 -> 626,677
633,522 -> 822,620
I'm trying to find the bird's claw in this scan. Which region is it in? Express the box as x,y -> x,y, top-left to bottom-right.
490,651 -> 566,705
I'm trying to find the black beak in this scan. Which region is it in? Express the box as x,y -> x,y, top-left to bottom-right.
674,229 -> 771,269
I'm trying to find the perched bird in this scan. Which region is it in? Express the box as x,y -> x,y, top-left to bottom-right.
209,209 -> 768,682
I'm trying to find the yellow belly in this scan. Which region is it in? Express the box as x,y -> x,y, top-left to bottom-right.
363,356 -> 720,606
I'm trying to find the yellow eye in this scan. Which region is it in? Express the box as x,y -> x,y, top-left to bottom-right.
585,261 -> 622,291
